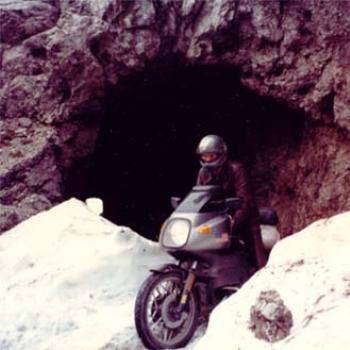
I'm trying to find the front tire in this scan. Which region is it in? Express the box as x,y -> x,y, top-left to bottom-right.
135,270 -> 199,349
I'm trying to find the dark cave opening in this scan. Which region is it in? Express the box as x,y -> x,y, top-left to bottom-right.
83,63 -> 305,239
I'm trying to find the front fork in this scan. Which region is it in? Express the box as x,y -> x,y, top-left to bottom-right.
177,261 -> 198,313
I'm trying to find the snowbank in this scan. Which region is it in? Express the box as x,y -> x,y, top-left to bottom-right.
1,199 -> 349,350
0,198 -> 174,350
194,211 -> 350,350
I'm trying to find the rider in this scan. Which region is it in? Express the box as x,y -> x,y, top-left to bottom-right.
196,134 -> 266,269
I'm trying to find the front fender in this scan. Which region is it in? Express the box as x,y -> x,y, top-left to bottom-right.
150,264 -> 187,279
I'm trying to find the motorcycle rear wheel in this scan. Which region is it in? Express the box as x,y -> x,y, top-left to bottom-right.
135,270 -> 199,349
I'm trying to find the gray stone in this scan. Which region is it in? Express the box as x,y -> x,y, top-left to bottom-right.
250,290 -> 293,343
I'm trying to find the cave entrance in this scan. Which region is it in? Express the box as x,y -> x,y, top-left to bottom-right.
85,63 -> 305,239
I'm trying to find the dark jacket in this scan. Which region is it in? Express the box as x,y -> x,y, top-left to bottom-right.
196,161 -> 266,268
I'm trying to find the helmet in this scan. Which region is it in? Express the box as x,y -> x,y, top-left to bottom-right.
196,134 -> 227,168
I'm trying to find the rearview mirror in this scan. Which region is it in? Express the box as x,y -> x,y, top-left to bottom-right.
225,198 -> 242,210
170,197 -> 181,209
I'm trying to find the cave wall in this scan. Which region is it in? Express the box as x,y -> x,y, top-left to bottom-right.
253,121 -> 350,235
1,0 -> 350,233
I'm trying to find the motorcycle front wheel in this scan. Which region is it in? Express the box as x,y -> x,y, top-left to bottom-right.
134,270 -> 199,349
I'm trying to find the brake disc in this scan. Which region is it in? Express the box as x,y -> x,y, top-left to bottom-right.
161,293 -> 187,329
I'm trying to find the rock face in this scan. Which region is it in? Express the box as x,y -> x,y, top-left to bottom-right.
1,0 -> 350,232
262,123 -> 350,235
0,118 -> 61,231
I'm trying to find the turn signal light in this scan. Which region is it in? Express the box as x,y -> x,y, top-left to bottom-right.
197,225 -> 212,235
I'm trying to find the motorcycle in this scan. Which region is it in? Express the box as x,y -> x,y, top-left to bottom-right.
134,185 -> 279,349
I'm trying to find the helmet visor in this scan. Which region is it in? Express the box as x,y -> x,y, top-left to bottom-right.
200,152 -> 219,164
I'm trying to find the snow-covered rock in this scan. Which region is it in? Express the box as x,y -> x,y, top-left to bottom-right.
0,198 -> 174,350
195,211 -> 350,350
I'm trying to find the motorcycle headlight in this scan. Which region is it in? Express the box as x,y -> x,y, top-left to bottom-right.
162,219 -> 191,248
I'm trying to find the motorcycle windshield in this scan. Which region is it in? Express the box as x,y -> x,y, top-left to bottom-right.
175,187 -> 225,213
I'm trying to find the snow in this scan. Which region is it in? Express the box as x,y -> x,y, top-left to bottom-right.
1,198 -> 350,349
194,211 -> 350,350
0,198 -> 175,350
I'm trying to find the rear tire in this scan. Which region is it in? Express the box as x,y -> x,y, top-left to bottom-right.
135,270 -> 199,349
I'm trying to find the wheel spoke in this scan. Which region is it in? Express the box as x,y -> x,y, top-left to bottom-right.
160,280 -> 172,294
150,293 -> 162,307
168,329 -> 174,340
147,298 -> 160,318
155,286 -> 163,297
150,316 -> 162,330
165,280 -> 172,293
162,327 -> 169,341
150,306 -> 160,320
